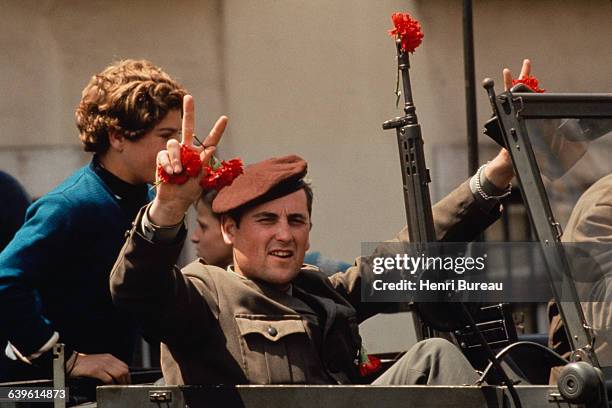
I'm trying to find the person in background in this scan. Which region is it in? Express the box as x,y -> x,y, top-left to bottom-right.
0,170 -> 31,252
0,170 -> 32,380
191,190 -> 233,269
0,60 -> 209,385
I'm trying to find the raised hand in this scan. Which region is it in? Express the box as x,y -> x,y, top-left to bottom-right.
482,59 -> 534,187
150,95 -> 228,226
503,59 -> 531,91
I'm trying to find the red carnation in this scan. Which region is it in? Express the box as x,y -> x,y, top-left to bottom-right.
359,354 -> 382,377
155,145 -> 243,192
156,144 -> 202,185
389,12 -> 424,53
200,158 -> 244,192
512,75 -> 545,93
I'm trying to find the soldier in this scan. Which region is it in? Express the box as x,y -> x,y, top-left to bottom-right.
110,94 -> 515,385
191,190 -> 352,274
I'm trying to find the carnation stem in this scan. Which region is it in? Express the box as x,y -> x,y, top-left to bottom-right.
193,134 -> 204,147
395,61 -> 401,108
149,180 -> 162,191
211,156 -> 222,170
192,134 -> 221,169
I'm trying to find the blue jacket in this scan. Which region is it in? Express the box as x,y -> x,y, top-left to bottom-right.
0,162 -> 147,366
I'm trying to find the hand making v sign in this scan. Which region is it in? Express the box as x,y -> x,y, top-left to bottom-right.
150,95 -> 228,226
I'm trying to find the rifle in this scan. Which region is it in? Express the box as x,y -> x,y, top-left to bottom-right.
380,38 -> 507,346
380,40 -> 522,401
382,38 -> 436,340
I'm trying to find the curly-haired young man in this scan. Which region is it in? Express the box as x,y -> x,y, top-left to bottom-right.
0,59 -> 186,384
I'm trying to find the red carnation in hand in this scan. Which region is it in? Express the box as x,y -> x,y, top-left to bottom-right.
359,354 -> 382,377
512,75 -> 545,93
389,12 -> 424,53
200,158 -> 244,192
156,144 -> 202,185
155,144 -> 243,192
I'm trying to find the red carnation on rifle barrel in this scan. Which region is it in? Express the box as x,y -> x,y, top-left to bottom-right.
512,75 -> 545,93
156,145 -> 243,191
389,12 -> 424,53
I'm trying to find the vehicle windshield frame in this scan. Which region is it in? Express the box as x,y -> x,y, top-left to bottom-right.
486,86 -> 612,371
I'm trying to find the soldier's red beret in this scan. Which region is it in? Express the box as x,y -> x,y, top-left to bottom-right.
212,154 -> 307,214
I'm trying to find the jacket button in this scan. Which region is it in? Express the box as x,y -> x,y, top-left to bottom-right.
267,326 -> 278,337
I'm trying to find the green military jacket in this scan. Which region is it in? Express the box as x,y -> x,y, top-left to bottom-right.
110,180 -> 499,385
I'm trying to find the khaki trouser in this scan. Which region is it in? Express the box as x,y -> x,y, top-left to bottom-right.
373,338 -> 479,385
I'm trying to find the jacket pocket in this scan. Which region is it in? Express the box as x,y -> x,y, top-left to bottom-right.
235,314 -> 312,384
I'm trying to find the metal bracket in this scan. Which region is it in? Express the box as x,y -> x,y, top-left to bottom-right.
512,95 -> 525,116
570,345 -> 595,363
547,391 -> 563,402
551,220 -> 563,240
53,343 -> 66,408
150,390 -> 173,402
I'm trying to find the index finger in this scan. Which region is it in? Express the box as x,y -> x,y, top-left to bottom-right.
181,95 -> 195,146
503,68 -> 513,91
518,59 -> 531,79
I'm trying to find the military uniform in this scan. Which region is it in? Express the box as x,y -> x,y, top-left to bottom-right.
111,180 -> 499,385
